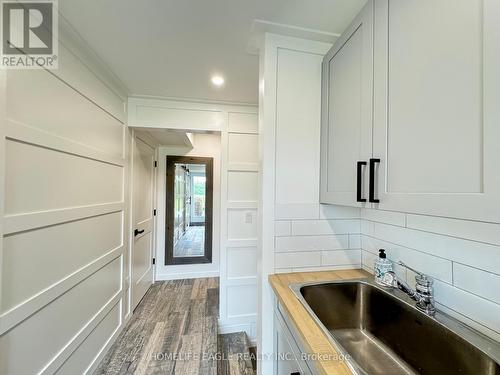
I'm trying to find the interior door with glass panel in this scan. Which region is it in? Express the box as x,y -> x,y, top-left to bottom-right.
166,156 -> 213,265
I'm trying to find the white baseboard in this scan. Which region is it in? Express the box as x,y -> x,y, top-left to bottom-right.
156,270 -> 220,281
123,312 -> 132,323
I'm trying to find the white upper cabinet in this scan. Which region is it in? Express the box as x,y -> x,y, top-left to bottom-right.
320,1 -> 374,206
372,0 -> 500,222
320,0 -> 500,222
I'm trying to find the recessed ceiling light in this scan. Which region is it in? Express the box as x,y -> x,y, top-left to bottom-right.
211,75 -> 225,87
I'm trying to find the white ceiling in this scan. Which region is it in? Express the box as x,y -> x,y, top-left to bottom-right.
146,129 -> 193,147
59,0 -> 366,104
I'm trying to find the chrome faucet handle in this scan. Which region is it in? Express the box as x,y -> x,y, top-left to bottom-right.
381,271 -> 418,297
397,261 -> 434,286
389,262 -> 436,315
398,261 -> 424,277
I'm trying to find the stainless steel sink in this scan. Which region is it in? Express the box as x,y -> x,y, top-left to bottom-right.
291,279 -> 500,375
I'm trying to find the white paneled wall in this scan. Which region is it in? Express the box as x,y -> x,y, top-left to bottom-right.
268,37 -> 361,274
0,22 -> 129,375
132,97 -> 259,341
360,208 -> 500,342
220,111 -> 259,342
258,34 -> 334,374
128,97 -> 224,133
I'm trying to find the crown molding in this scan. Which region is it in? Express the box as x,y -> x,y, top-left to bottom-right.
130,94 -> 258,108
247,19 -> 340,54
57,12 -> 130,99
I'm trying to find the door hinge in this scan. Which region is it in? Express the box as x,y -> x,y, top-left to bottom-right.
154,161 -> 158,167
153,209 -> 157,216
152,258 -> 156,265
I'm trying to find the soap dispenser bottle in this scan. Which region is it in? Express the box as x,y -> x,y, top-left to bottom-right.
374,249 -> 393,285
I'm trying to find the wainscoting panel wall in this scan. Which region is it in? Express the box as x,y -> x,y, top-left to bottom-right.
220,110 -> 259,342
0,21 -> 129,375
360,208 -> 500,342
128,97 -> 224,133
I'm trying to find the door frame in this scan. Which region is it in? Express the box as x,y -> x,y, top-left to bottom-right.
129,131 -> 157,312
165,155 -> 213,265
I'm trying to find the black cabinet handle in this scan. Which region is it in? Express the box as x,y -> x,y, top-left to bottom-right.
357,161 -> 367,202
134,229 -> 145,236
369,158 -> 380,203
290,373 -> 300,375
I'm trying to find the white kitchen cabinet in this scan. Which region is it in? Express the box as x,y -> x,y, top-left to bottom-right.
319,0 -> 373,207
275,323 -> 302,375
274,307 -> 312,375
320,0 -> 500,222
371,0 -> 500,222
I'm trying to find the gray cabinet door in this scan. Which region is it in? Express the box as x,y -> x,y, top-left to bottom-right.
372,0 -> 500,222
320,1 -> 374,207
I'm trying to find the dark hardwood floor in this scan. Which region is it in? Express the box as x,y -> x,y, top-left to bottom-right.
93,278 -> 256,375
94,278 -> 219,375
217,332 -> 255,375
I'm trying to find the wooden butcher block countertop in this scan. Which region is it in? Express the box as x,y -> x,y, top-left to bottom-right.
269,269 -> 370,375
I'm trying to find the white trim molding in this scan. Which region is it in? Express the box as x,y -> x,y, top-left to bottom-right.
256,33 -> 331,375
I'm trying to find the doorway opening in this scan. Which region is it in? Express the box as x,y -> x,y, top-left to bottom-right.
166,155 -> 213,265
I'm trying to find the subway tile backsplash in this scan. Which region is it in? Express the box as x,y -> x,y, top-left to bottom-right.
274,204 -> 362,273
291,219 -> 360,236
276,234 -> 350,252
273,204 -> 500,342
360,207 -> 500,342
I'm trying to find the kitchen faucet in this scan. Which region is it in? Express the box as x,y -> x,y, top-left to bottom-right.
381,261 -> 436,316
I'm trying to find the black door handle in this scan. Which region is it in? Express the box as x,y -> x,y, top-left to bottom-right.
134,229 -> 145,236
369,158 -> 380,203
356,161 -> 367,202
